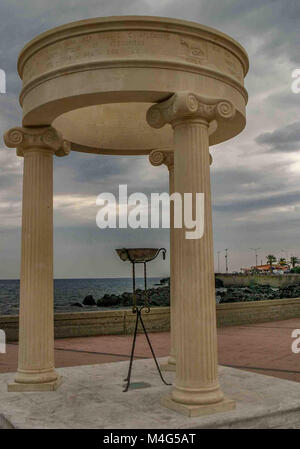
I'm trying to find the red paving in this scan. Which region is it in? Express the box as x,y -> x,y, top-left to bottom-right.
1,318 -> 300,383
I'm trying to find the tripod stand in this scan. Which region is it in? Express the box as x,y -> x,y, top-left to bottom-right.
115,248 -> 171,392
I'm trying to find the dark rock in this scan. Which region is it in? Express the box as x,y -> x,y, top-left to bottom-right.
82,295 -> 96,305
97,293 -> 120,307
121,291 -> 132,300
149,291 -> 170,306
216,282 -> 300,303
216,287 -> 227,296
242,287 -> 252,294
119,291 -> 133,306
215,278 -> 224,288
94,285 -> 172,308
159,277 -> 170,286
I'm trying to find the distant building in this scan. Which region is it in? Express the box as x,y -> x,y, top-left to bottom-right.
241,264 -> 290,274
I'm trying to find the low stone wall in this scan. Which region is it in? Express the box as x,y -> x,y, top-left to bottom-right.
1,307 -> 171,342
1,298 -> 300,342
216,298 -> 300,327
217,273 -> 300,287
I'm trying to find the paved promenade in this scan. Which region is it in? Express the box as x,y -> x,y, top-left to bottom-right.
1,318 -> 299,382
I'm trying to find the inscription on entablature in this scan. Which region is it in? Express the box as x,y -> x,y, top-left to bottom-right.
21,29 -> 244,86
22,30 -> 173,83
179,37 -> 207,65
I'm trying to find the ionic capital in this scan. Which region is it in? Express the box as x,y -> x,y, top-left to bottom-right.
4,126 -> 70,157
150,149 -> 212,167
149,149 -> 174,170
146,91 -> 235,128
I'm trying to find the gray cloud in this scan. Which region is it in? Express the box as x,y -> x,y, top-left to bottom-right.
214,190 -> 300,214
1,0 -> 300,276
255,121 -> 300,152
266,89 -> 300,109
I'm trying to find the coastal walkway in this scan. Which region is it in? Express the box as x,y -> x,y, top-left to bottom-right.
1,318 -> 300,383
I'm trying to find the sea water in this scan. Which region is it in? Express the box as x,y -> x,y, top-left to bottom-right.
0,277 -> 162,315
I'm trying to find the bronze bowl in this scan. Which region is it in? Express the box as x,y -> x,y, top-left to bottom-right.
115,248 -> 166,263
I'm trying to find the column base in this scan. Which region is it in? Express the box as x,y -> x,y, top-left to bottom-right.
8,375 -> 63,392
160,361 -> 176,372
161,393 -> 235,418
160,355 -> 176,372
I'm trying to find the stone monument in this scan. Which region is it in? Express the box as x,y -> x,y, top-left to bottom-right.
4,16 -> 248,416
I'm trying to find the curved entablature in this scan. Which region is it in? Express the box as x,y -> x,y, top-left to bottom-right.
18,16 -> 249,82
16,15 -> 249,154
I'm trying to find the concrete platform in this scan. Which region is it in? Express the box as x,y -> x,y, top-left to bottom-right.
2,319 -> 300,384
1,357 -> 300,429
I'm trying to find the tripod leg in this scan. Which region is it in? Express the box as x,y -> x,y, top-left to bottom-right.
132,262 -> 136,308
139,313 -> 171,386
123,310 -> 139,392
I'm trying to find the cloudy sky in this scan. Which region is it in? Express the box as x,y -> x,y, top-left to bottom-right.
0,0 -> 300,279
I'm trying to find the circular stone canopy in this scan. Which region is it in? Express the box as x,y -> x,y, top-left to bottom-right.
53,103 -> 173,155
18,16 -> 249,155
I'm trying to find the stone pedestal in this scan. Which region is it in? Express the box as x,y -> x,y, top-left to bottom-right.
4,126 -> 70,391
147,91 -> 236,416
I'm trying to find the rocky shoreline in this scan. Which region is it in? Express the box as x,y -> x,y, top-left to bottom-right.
216,281 -> 300,303
73,285 -> 170,308
71,277 -> 300,309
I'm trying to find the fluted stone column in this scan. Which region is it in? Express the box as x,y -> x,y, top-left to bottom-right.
4,126 -> 70,391
149,149 -> 176,371
149,149 -> 213,373
147,91 -> 236,417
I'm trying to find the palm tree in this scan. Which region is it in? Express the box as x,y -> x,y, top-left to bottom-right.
290,256 -> 300,268
279,257 -> 286,267
266,254 -> 276,272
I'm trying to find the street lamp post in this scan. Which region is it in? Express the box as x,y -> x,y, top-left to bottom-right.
217,251 -> 221,273
225,249 -> 229,273
250,248 -> 261,268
